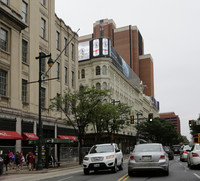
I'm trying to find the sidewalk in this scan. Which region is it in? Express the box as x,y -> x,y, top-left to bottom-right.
3,161 -> 82,175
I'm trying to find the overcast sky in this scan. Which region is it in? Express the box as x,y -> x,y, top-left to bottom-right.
55,0 -> 200,140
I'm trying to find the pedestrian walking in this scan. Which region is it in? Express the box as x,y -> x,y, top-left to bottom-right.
8,150 -> 14,170
48,154 -> 56,167
27,152 -> 35,171
20,151 -> 25,170
3,153 -> 9,171
15,151 -> 20,171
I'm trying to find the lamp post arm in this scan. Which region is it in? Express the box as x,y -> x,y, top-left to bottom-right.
45,28 -> 80,75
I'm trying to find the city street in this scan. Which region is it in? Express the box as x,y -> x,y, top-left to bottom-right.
1,156 -> 200,181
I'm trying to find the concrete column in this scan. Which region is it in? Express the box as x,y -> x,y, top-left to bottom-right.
34,120 -> 37,134
16,117 -> 22,152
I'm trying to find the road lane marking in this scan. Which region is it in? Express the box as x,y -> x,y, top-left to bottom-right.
194,173 -> 200,179
57,176 -> 73,181
123,175 -> 129,181
117,173 -> 128,181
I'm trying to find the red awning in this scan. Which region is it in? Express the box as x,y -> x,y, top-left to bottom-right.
22,132 -> 39,140
57,135 -> 77,142
0,130 -> 23,140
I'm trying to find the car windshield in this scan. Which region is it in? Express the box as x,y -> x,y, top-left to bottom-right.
183,146 -> 190,150
89,145 -> 114,153
173,145 -> 180,149
134,144 -> 161,152
164,147 -> 170,151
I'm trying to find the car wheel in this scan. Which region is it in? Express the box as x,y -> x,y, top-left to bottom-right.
112,161 -> 118,173
118,159 -> 123,170
83,168 -> 90,175
128,170 -> 134,177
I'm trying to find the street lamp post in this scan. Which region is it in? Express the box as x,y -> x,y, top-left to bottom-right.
36,53 -> 54,170
111,99 -> 120,142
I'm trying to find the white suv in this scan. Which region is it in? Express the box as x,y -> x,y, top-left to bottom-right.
83,143 -> 123,175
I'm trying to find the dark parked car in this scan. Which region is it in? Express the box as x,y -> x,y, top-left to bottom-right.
172,145 -> 181,154
0,156 -> 3,175
164,146 -> 174,160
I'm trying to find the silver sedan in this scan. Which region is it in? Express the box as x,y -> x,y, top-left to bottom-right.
128,143 -> 169,176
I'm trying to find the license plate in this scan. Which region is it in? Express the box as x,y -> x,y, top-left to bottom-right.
142,156 -> 151,161
94,164 -> 100,167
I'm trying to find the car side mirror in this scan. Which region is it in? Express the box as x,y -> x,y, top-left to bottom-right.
116,149 -> 120,153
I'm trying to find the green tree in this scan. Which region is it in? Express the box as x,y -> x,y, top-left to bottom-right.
138,117 -> 181,146
91,102 -> 131,143
49,86 -> 110,164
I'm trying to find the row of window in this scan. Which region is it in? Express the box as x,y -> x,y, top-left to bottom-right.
96,82 -> 107,90
56,31 -> 75,59
0,68 -> 75,107
79,65 -> 107,79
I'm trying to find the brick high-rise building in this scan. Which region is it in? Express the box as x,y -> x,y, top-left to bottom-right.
79,19 -> 154,97
159,112 -> 181,134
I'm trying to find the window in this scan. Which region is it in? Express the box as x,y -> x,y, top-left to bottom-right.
41,0 -> 45,6
22,39 -> 28,63
72,71 -> 74,87
64,67 -> 67,84
41,18 -> 46,38
56,62 -> 60,79
64,38 -> 68,55
0,28 -> 7,51
0,69 -> 7,96
41,52 -> 46,73
96,66 -> 101,75
22,79 -> 27,103
102,65 -> 107,75
102,82 -> 107,90
22,1 -> 27,23
71,43 -> 74,60
56,31 -> 60,50
41,87 -> 45,108
1,0 -> 8,5
81,69 -> 85,79
96,82 -> 101,90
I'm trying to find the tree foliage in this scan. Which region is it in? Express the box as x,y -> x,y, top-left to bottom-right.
49,86 -> 131,162
49,86 -> 110,164
138,117 -> 181,146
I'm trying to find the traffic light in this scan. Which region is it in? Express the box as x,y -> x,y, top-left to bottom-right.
130,115 -> 134,124
148,113 -> 153,122
189,120 -> 192,127
193,136 -> 199,144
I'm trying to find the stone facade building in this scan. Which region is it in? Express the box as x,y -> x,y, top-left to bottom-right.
78,35 -> 159,148
0,0 -> 78,157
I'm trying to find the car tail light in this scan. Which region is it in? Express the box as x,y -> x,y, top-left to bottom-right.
130,156 -> 134,160
184,151 -> 188,154
160,155 -> 166,159
192,153 -> 199,157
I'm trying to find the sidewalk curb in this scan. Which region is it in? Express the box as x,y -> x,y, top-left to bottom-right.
3,163 -> 82,175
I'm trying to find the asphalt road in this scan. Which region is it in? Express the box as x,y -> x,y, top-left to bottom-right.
2,156 -> 200,181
